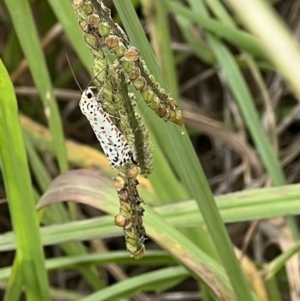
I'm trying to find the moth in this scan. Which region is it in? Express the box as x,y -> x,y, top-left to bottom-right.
79,87 -> 136,168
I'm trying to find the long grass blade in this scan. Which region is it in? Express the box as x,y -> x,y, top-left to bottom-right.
0,60 -> 51,301
113,1 -> 257,300
4,0 -> 68,172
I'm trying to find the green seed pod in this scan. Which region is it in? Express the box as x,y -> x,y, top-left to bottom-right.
84,33 -> 99,50
120,60 -> 136,74
98,21 -> 110,37
141,87 -> 155,104
133,77 -> 146,90
92,56 -> 108,83
115,43 -> 127,59
73,0 -> 94,19
148,95 -> 160,110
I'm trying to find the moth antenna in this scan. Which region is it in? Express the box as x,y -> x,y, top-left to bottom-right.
66,54 -> 108,94
86,64 -> 109,90
66,54 -> 83,93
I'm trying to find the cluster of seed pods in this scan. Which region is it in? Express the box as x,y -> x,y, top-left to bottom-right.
74,0 -> 183,126
114,169 -> 146,259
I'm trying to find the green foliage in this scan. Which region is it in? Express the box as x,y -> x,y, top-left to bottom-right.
0,60 -> 51,301
0,0 -> 299,300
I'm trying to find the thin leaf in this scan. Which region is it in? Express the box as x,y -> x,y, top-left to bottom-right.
0,251 -> 173,281
79,267 -> 189,301
113,1 -> 258,300
223,0 -> 300,98
1,171 -> 298,251
164,0 -> 267,60
4,0 -> 68,172
0,59 -> 51,301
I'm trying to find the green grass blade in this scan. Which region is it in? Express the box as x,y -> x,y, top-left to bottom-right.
47,0 -> 92,71
164,0 -> 267,60
174,14 -> 215,65
265,241 -> 300,280
0,60 -> 51,301
1,182 -> 299,252
200,0 -> 300,276
80,267 -> 189,301
113,1 -> 256,300
4,0 -> 68,172
224,0 -> 300,98
149,136 -> 188,203
189,0 -> 285,185
197,0 -> 300,241
145,1 -> 180,96
38,171 -> 257,300
23,132 -> 105,290
4,259 -> 22,301
209,33 -> 286,185
264,277 -> 282,301
24,134 -> 52,192
0,251 -> 173,281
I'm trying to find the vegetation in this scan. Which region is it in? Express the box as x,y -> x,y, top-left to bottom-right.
0,0 -> 299,300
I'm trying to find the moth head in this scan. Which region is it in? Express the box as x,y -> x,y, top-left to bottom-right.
79,86 -> 97,115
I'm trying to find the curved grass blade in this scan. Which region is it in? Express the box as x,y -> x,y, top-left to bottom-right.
37,169 -> 248,300
2,177 -> 298,252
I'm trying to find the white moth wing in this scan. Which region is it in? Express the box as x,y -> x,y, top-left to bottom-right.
79,87 -> 134,168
